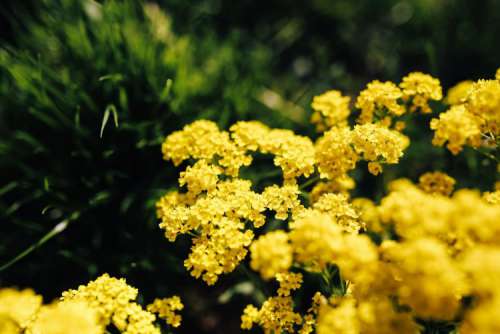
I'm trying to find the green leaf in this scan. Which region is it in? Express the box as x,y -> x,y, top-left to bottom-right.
100,104 -> 118,138
0,182 -> 17,197
43,177 -> 50,191
100,108 -> 110,138
160,78 -> 173,102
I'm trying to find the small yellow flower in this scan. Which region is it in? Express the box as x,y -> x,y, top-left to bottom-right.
147,296 -> 183,328
400,72 -> 442,113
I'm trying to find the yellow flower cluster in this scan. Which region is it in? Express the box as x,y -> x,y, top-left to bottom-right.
355,80 -> 404,124
311,90 -> 351,131
0,288 -> 42,330
161,119 -> 404,284
354,72 -> 442,125
431,69 -> 500,154
250,230 -> 292,280
241,273 -> 304,333
0,274 -> 182,334
418,171 -> 456,196
400,71 -> 443,113
28,301 -> 101,334
445,80 -> 473,105
316,295 -> 418,334
155,70 -> 498,333
315,123 -> 408,178
430,105 -> 482,154
147,296 -> 184,328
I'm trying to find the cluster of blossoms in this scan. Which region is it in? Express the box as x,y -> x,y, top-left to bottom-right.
0,274 -> 182,334
431,68 -> 500,154
154,69 -> 500,333
157,110 -> 410,285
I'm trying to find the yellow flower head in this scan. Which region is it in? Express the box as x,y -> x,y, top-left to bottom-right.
61,274 -> 139,327
0,288 -> 42,329
289,211 -> 343,271
276,272 -> 303,296
465,79 -> 500,135
355,80 -> 404,124
315,127 -> 359,179
382,238 -> 467,320
28,301 -> 102,334
317,297 -> 359,334
430,105 -> 482,154
445,80 -> 473,105
310,175 -> 355,202
400,72 -> 442,113
418,171 -> 456,196
250,230 -> 292,280
351,123 -> 409,173
311,90 -> 351,131
147,296 -> 183,328
312,193 -> 362,233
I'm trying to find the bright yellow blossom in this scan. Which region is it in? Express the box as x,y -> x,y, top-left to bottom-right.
418,171 -> 456,196
250,231 -> 292,280
355,80 -> 404,124
0,288 -> 42,329
147,296 -> 183,328
311,90 -> 351,131
445,80 -> 473,105
28,301 -> 102,334
400,72 -> 443,113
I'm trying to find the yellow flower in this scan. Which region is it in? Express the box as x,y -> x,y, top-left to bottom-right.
351,123 -> 409,173
240,305 -> 259,330
147,296 -> 183,328
311,90 -> 351,131
262,184 -> 303,220
250,230 -> 292,280
460,296 -> 500,334
0,314 -> 20,334
276,272 -> 303,296
483,190 -> 500,205
28,301 -> 102,334
352,198 -> 382,232
184,217 -> 253,285
178,160 -> 221,197
230,121 -> 271,151
418,171 -> 456,196
312,193 -> 362,233
0,288 -> 42,329
111,303 -> 159,334
162,120 -> 251,176
315,127 -> 359,179
289,211 -> 343,271
465,79 -> 500,135
460,246 -> 500,299
61,274 -> 140,327
400,72 -> 442,113
430,105 -> 482,154
355,80 -> 404,124
382,238 -> 467,320
445,80 -> 473,105
317,297 -> 359,334
248,296 -> 302,333
310,175 -> 355,202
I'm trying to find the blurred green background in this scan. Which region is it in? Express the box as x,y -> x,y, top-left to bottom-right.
0,0 -> 499,333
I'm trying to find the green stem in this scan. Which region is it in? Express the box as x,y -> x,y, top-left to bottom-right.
0,218 -> 72,272
299,175 -> 321,190
472,147 -> 499,162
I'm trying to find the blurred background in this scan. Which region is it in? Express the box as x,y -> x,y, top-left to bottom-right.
1,0 -> 499,333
